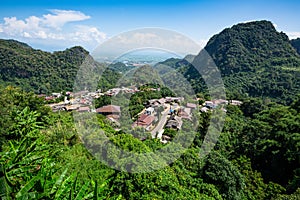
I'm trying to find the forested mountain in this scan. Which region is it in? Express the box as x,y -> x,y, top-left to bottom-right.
205,20 -> 299,75
0,39 -> 86,93
0,39 -> 121,94
1,20 -> 300,199
204,20 -> 300,103
2,20 -> 299,103
159,20 -> 300,104
291,38 -> 300,55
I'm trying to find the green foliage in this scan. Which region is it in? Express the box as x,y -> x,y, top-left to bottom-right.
239,105 -> 300,186
290,94 -> 300,112
1,88 -> 300,199
231,156 -> 284,199
94,95 -> 112,108
0,137 -> 109,199
0,86 -> 50,147
0,40 -> 87,93
159,20 -> 300,104
108,62 -> 136,74
0,87 -> 112,199
240,97 -> 267,118
205,20 -> 298,75
10,106 -> 44,138
274,188 -> 300,200
291,38 -> 300,55
202,151 -> 246,200
164,128 -> 177,138
1,20 -> 300,198
97,68 -> 122,91
0,39 -> 122,94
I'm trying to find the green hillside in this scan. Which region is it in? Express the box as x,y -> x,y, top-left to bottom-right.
205,20 -> 299,75
0,39 -> 121,94
160,20 -> 300,104
291,38 -> 300,55
1,21 -> 300,199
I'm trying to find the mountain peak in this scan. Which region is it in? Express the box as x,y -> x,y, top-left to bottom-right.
0,39 -> 93,94
0,39 -> 33,50
204,20 -> 297,75
232,20 -> 276,31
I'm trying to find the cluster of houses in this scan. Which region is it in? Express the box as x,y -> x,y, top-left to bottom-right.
46,86 -> 139,112
132,97 -> 197,134
45,86 -> 243,143
200,99 -> 243,112
129,97 -> 243,143
104,87 -> 139,96
47,90 -> 91,112
165,102 -> 197,130
38,92 -> 62,101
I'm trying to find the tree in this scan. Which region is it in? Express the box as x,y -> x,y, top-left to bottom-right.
202,151 -> 246,200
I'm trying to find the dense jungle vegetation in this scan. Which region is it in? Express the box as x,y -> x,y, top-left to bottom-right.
159,20 -> 300,104
0,20 -> 300,199
1,86 -> 300,199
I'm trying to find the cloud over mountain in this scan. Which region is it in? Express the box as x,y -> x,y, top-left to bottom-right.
0,9 -> 106,50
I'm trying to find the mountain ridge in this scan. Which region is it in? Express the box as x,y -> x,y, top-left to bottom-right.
0,39 -> 98,93
159,20 -> 300,104
1,20 -> 300,103
204,20 -> 299,75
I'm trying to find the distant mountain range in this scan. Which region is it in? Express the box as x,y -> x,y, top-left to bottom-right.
1,20 -> 300,103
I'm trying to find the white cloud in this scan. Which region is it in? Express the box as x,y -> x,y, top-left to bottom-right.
286,32 -> 300,39
42,9 -> 90,29
2,17 -> 27,35
23,32 -> 31,38
26,16 -> 41,30
0,10 -> 106,51
72,25 -> 107,43
93,28 -> 201,61
112,31 -> 200,54
36,30 -> 47,39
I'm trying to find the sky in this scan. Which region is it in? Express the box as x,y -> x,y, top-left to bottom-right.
0,0 -> 300,52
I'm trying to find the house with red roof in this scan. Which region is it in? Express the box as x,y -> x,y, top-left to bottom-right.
132,114 -> 156,130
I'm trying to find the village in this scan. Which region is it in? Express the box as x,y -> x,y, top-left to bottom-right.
44,87 -> 242,143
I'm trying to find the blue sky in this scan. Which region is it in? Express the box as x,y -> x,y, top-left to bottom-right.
0,0 -> 300,52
